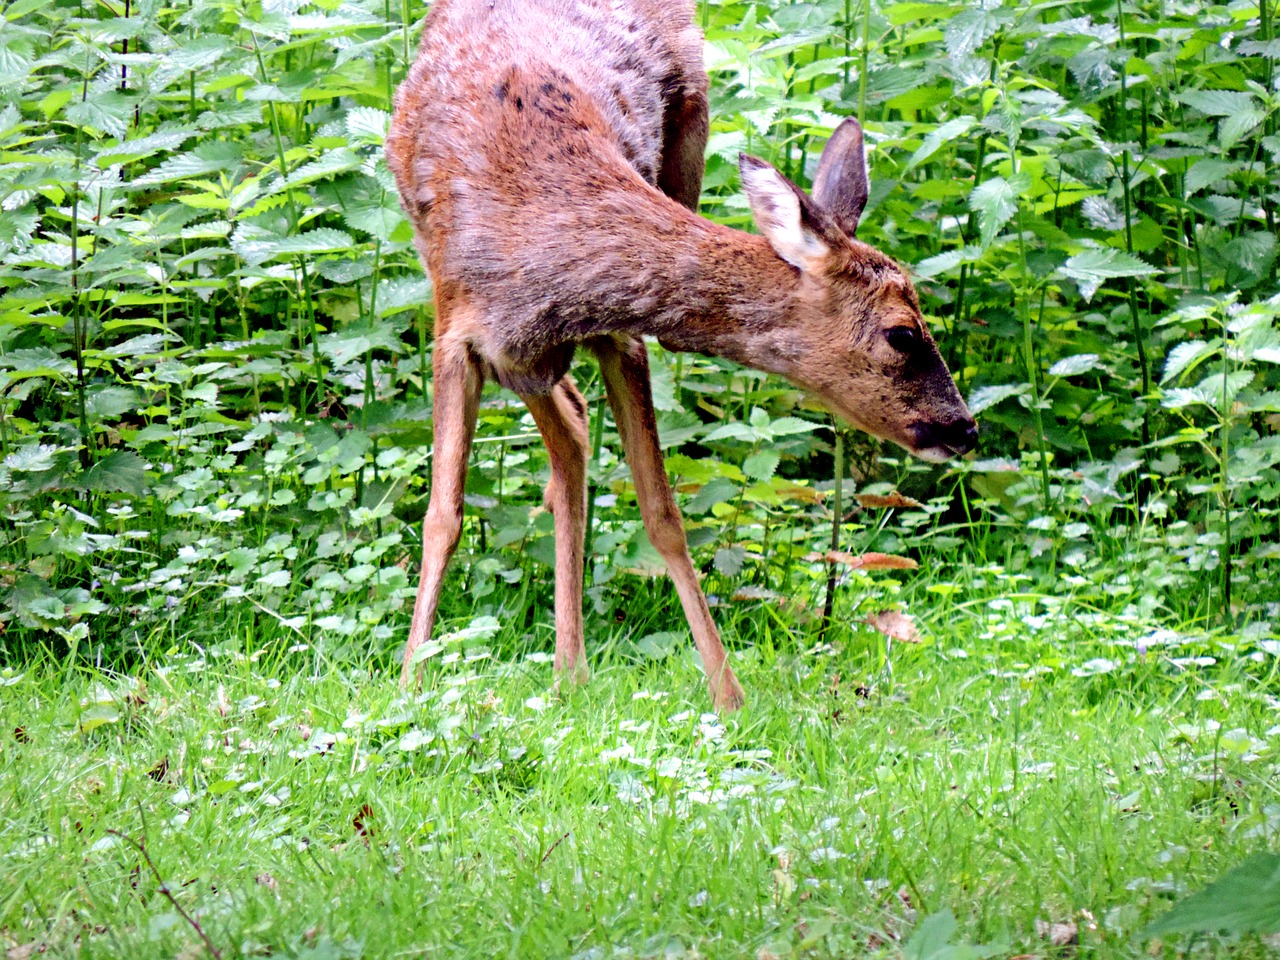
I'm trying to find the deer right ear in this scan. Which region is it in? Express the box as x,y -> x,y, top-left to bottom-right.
739,154 -> 833,271
811,118 -> 869,238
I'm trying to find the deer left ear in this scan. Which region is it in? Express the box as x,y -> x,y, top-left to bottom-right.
739,154 -> 837,271
811,118 -> 870,238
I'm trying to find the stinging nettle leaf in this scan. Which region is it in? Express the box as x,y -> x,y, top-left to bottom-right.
1162,340 -> 1217,383
713,545 -> 746,577
347,107 -> 391,144
231,227 -> 354,266
1177,89 -> 1260,118
743,449 -> 781,482
907,117 -> 977,171
1184,159 -> 1243,196
1058,247 -> 1159,302
944,8 -> 1002,59
1220,110 -> 1264,151
1048,354 -> 1101,378
969,173 -> 1029,250
968,383 -> 1029,415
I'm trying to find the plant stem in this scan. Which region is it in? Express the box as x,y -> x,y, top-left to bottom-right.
584,395 -> 607,577
820,425 -> 844,634
1219,321 -> 1232,624
1117,0 -> 1152,452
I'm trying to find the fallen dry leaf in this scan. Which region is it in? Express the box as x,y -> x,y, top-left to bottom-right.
805,550 -> 918,571
1034,918 -> 1078,946
353,803 -> 375,839
855,491 -> 924,509
865,611 -> 920,643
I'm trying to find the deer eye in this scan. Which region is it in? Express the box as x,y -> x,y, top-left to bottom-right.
884,326 -> 918,353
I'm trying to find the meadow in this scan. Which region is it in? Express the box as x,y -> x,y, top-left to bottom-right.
0,0 -> 1278,955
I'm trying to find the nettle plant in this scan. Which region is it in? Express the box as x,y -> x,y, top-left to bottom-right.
1154,294 -> 1280,613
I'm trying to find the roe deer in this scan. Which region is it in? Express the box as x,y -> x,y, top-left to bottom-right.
386,0 -> 977,712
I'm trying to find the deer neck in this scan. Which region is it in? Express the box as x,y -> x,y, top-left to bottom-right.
631,212 -> 810,378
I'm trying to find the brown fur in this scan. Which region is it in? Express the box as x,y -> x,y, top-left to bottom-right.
388,0 -> 975,711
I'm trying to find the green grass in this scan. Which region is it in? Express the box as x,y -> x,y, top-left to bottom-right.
4,584 -> 1277,958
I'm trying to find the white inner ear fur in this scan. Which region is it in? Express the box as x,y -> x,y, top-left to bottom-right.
741,163 -> 829,270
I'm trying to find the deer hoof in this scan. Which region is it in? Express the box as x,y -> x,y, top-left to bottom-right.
553,660 -> 590,692
712,673 -> 746,713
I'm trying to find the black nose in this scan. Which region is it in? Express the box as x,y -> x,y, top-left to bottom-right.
915,418 -> 978,455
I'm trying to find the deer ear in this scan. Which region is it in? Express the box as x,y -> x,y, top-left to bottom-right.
739,154 -> 834,271
811,118 -> 869,238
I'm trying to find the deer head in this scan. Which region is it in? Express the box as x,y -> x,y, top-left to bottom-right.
738,119 -> 977,462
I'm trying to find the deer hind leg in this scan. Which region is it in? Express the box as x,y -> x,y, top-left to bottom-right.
593,336 -> 745,712
522,376 -> 590,684
401,334 -> 483,689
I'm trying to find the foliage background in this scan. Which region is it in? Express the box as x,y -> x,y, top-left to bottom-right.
0,0 -> 1278,684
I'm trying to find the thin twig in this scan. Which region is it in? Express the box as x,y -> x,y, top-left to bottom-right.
540,831 -> 571,866
107,827 -> 222,959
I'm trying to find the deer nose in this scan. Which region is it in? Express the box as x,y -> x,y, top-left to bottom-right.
914,417 -> 978,455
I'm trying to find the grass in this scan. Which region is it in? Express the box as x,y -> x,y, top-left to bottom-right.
3,579 -> 1277,959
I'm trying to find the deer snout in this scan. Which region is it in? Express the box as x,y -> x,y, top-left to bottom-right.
910,417 -> 978,461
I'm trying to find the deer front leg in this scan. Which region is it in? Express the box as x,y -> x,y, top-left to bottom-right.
593,337 -> 745,712
522,377 -> 590,685
402,335 -> 483,689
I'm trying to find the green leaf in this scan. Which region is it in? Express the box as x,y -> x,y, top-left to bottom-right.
766,416 -> 821,437
905,910 -> 1002,960
969,173 -> 1029,249
1184,159 -> 1242,196
1146,853 -> 1280,937
82,451 -> 148,496
284,148 -> 363,187
343,193 -> 405,240
1058,247 -> 1159,302
94,128 -> 200,165
1162,371 -> 1255,411
915,246 -> 982,279
905,911 -> 958,960
635,632 -> 680,660
907,117 -> 976,172
968,383 -> 1029,415
316,318 -> 403,365
1162,340 -> 1217,383
231,226 -> 355,266
4,443 -> 66,473
1047,354 -> 1100,378
684,478 -> 738,515
1177,89 -> 1259,117
133,142 -> 244,186
65,94 -> 134,139
743,449 -> 780,482
1221,110 -> 1265,150
347,106 -> 391,144
1222,231 -> 1277,288
0,348 -> 74,381
78,705 -> 120,734
86,386 -> 142,420
376,276 -> 433,316
315,257 -> 375,284
713,545 -> 746,577
944,8 -> 1001,58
